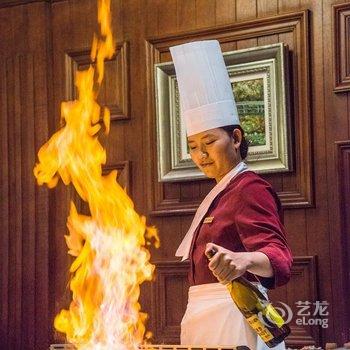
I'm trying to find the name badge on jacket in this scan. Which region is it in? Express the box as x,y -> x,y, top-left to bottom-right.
203,216 -> 214,224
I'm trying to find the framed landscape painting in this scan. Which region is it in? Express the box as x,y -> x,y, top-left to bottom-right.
155,43 -> 292,182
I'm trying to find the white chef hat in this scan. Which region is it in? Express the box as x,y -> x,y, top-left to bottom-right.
170,40 -> 239,136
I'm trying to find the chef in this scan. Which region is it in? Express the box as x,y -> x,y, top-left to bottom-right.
169,40 -> 293,349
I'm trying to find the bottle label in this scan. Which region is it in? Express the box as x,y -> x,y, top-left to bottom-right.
246,315 -> 274,342
265,304 -> 284,328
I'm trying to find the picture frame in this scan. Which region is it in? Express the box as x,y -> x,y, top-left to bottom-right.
155,43 -> 292,182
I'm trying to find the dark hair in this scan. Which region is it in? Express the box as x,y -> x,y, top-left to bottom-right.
221,125 -> 249,160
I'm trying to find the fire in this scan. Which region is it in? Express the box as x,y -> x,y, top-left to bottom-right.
33,0 -> 159,349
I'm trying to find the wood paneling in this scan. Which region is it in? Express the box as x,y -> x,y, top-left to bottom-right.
276,256 -> 319,347
103,161 -> 131,194
0,0 -> 67,9
0,3 -> 51,349
65,42 -> 130,120
1,0 -> 350,348
177,0 -> 196,32
154,0 -> 175,37
196,0 -> 216,28
333,3 -> 350,92
215,0 -> 236,25
324,0 -> 350,345
0,0 -> 49,8
236,0 -> 257,21
257,0 -> 278,17
332,141 -> 350,343
152,261 -> 189,344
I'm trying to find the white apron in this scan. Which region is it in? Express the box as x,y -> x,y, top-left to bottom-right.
181,283 -> 286,350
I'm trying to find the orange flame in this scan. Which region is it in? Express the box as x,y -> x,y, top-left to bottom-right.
33,0 -> 159,348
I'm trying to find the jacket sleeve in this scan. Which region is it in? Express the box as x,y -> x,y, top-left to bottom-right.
234,178 -> 293,289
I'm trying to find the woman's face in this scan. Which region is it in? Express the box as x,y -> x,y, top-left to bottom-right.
187,127 -> 242,183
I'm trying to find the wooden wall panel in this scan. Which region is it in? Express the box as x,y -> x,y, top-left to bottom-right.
152,261 -> 189,343
0,3 -> 51,349
332,141 -> 350,343
0,57 -> 10,349
157,0 -> 177,35
301,1 -> 332,345
216,0 -> 236,25
270,256 -> 319,347
120,0 -> 145,215
324,0 -> 350,345
257,0 -> 278,17
7,54 -> 24,350
333,3 -> 350,92
65,42 -> 130,120
236,0 -> 257,21
195,0 -> 216,28
103,161 -> 131,194
177,0 -> 196,32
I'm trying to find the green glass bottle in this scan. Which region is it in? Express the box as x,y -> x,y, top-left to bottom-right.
206,248 -> 290,348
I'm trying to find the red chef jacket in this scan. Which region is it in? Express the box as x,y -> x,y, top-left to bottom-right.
189,171 -> 292,289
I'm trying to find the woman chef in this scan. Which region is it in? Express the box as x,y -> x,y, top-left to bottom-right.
169,41 -> 293,350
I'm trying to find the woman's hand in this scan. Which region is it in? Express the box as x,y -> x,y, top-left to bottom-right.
205,243 -> 274,285
205,243 -> 252,284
